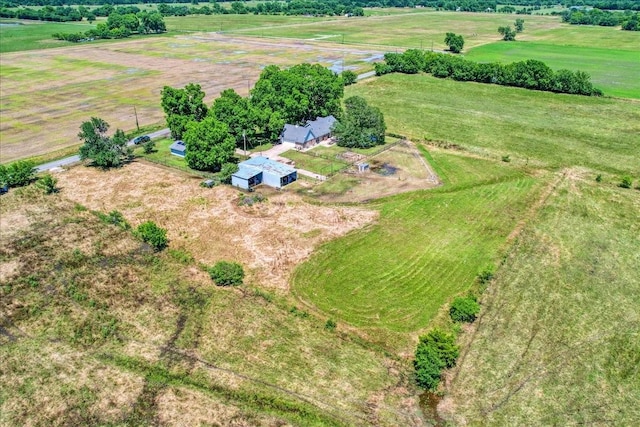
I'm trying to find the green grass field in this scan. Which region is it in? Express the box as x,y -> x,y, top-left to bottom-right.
0,20 -> 97,52
345,74 -> 640,175
465,41 -> 640,99
293,152 -> 544,345
446,174 -> 640,425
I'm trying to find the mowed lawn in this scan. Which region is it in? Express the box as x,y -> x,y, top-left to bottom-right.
346,73 -> 640,175
446,175 -> 640,425
465,41 -> 640,99
292,152 -> 544,342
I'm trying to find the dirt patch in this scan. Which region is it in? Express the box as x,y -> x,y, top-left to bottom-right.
314,142 -> 440,203
56,161 -> 377,290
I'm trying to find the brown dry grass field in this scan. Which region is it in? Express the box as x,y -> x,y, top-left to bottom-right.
0,34 -> 384,164
55,160 -> 378,291
0,165 -> 423,426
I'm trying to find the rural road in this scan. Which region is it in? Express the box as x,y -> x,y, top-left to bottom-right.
36,128 -> 171,172
36,71 -> 376,173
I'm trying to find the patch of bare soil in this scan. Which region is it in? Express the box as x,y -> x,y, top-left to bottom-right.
316,141 -> 440,203
56,161 -> 377,290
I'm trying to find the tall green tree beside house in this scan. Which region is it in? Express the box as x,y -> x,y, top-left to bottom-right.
183,117 -> 235,171
333,96 -> 386,149
161,83 -> 208,139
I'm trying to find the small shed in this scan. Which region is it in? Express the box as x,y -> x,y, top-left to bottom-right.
231,156 -> 297,190
170,140 -> 186,157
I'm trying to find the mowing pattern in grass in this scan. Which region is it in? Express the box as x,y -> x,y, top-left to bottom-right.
346,74 -> 640,175
292,151 -> 544,337
465,41 -> 640,99
446,174 -> 640,425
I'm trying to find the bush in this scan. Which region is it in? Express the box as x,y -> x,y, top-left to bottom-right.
341,70 -> 358,86
142,140 -> 155,154
0,160 -> 37,187
219,162 -> 239,184
37,174 -> 59,194
136,221 -> 168,251
502,155 -> 511,163
208,261 -> 244,286
414,329 -> 459,390
477,268 -> 494,285
325,318 -> 337,331
595,174 -> 603,183
619,175 -> 633,189
449,296 -> 481,323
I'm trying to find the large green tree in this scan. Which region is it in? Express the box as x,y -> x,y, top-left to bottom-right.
333,96 -> 386,149
498,25 -> 517,41
78,117 -> 131,168
161,83 -> 208,139
250,63 -> 343,125
444,32 -> 464,53
183,117 -> 235,171
210,88 -> 255,147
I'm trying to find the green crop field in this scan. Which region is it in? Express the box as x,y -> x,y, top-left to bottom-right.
164,14 -> 329,33
446,175 -> 640,425
293,153 -> 543,345
345,74 -> 640,175
465,41 -> 640,99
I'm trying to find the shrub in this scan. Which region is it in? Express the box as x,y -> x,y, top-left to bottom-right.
341,70 -> 358,86
0,160 -> 36,187
219,162 -> 239,184
414,329 -> 459,390
502,155 -> 511,163
136,221 -> 168,251
325,319 -> 337,331
595,174 -> 603,183
208,261 -> 244,286
95,210 -> 130,230
449,296 -> 481,323
619,176 -> 633,189
477,268 -> 494,285
37,174 -> 59,194
142,140 -> 156,154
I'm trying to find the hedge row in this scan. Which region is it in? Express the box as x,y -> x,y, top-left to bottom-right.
375,49 -> 603,96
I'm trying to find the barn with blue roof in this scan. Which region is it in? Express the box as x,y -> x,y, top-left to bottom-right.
231,157 -> 297,190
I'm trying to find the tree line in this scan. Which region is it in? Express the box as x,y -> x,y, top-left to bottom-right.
52,11 -> 165,42
374,49 -> 603,96
562,8 -> 639,30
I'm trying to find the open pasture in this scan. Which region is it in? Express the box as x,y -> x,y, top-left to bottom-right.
465,41 -> 640,99
345,73 -> 640,175
234,11 -> 568,50
0,19 -> 97,53
0,34 -> 385,163
444,172 -> 640,425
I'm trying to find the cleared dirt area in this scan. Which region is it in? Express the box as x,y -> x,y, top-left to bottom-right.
308,141 -> 440,203
0,34 -> 385,163
54,160 -> 378,290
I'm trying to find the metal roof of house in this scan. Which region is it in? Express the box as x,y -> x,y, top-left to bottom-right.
308,115 -> 337,137
233,165 -> 262,180
241,156 -> 296,178
282,124 -> 315,144
281,116 -> 337,144
169,140 -> 186,152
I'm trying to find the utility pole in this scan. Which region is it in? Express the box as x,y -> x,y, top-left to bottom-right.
243,130 -> 247,156
133,106 -> 140,131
